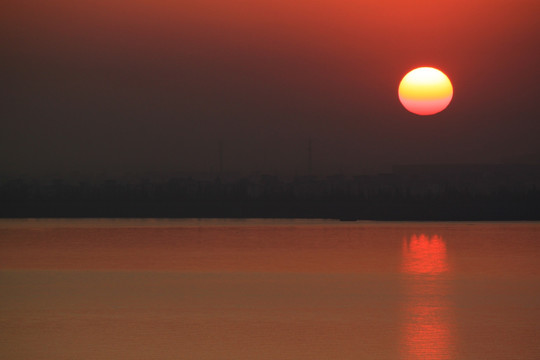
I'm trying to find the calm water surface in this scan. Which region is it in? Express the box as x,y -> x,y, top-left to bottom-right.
1,219 -> 539,359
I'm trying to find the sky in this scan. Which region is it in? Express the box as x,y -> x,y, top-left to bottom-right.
2,0 -> 539,177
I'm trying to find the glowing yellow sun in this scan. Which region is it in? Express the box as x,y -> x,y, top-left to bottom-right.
398,67 -> 453,115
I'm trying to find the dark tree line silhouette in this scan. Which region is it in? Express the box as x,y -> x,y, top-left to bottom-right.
2,165 -> 539,220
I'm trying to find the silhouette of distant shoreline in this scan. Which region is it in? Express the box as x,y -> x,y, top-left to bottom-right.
2,164 -> 539,220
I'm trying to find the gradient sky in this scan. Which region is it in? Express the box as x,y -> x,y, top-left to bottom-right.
2,0 -> 539,176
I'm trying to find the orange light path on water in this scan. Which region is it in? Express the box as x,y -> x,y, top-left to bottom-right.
401,234 -> 453,360
402,234 -> 448,274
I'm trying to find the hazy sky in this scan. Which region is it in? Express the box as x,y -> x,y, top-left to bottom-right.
2,0 -> 539,176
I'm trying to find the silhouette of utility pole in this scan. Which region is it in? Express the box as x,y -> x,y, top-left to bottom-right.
308,137 -> 313,175
218,140 -> 223,175
262,150 -> 268,175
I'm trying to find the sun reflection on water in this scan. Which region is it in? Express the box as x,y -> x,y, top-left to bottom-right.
403,234 -> 448,275
401,234 -> 453,360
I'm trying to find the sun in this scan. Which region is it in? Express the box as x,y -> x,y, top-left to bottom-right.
398,67 -> 453,115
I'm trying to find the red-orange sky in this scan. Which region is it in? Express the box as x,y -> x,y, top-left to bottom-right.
2,0 -> 539,175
